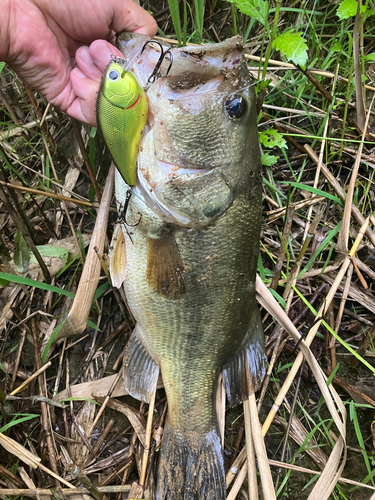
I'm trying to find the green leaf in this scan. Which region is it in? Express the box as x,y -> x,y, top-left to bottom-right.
94,281 -> 110,301
336,0 -> 366,20
0,362 -> 10,378
261,152 -> 279,166
166,0 -> 182,45
226,0 -> 268,25
331,42 -> 343,53
56,255 -> 79,279
30,245 -> 70,266
263,177 -> 285,198
0,62 -> 5,74
277,362 -> 294,373
0,272 -> 75,298
87,319 -> 101,331
363,8 -> 375,20
14,231 -> 30,273
364,52 -> 375,62
259,129 -> 287,149
272,30 -> 308,70
294,287 -> 375,375
349,401 -> 374,480
256,79 -> 272,93
297,222 -> 341,278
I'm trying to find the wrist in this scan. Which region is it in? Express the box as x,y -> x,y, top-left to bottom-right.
0,0 -> 11,62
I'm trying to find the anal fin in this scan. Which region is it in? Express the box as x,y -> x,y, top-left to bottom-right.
123,325 -> 159,403
223,309 -> 266,407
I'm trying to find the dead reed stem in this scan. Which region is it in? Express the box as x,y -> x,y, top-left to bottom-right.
139,387 -> 157,487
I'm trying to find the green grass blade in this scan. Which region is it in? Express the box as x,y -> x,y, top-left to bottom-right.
297,222 -> 341,279
0,272 -> 75,298
292,286 -> 375,375
280,182 -> 342,204
193,0 -> 205,43
0,414 -> 39,433
167,0 -> 182,45
350,401 -> 375,486
42,319 -> 68,363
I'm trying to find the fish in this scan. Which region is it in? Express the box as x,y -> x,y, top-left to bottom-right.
97,57 -> 148,186
105,33 -> 267,500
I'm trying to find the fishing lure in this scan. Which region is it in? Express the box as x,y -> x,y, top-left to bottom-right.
97,57 -> 148,187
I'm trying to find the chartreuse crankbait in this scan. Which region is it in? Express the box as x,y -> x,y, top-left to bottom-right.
97,57 -> 147,186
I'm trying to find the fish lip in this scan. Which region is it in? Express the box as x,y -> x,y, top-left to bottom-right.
133,157 -> 207,227
116,34 -> 246,91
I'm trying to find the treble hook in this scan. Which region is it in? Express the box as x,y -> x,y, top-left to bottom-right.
116,189 -> 141,228
141,40 -> 173,88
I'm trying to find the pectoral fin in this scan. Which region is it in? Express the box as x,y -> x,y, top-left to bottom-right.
109,225 -> 126,289
146,228 -> 185,300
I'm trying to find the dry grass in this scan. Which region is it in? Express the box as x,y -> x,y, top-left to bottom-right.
1,1 -> 375,499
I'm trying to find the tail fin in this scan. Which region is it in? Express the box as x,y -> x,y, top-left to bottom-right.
157,425 -> 226,500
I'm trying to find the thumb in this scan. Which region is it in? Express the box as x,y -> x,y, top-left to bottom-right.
109,0 -> 157,37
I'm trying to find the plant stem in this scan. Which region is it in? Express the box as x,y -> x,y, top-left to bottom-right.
262,0 -> 282,80
231,3 -> 237,35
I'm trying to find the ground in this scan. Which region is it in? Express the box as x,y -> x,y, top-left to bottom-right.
0,1 -> 375,499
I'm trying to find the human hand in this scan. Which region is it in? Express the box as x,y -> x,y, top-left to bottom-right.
1,0 -> 156,125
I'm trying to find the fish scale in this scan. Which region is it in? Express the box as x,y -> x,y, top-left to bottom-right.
103,33 -> 267,499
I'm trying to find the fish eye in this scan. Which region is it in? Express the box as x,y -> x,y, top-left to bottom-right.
225,94 -> 246,119
108,69 -> 120,82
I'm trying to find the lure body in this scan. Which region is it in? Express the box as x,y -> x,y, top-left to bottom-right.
97,57 -> 147,186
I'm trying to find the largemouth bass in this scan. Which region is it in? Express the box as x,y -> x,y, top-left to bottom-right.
106,33 -> 266,500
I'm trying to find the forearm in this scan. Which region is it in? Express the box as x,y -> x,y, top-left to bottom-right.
0,0 -> 11,61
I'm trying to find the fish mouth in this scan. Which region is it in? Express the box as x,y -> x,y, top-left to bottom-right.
134,156 -> 209,226
151,159 -> 207,181
116,32 -> 245,90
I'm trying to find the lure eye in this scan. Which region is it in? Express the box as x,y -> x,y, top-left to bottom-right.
225,94 -> 246,119
108,69 -> 120,82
